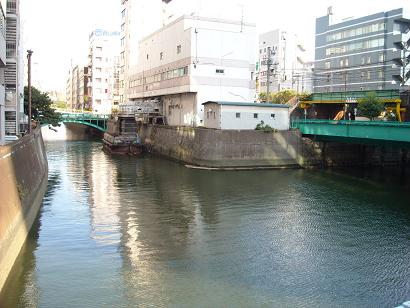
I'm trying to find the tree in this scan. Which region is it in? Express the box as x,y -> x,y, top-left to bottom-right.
357,92 -> 384,121
24,86 -> 62,127
259,90 -> 310,104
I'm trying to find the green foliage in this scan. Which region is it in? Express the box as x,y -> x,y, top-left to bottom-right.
24,86 -> 62,127
357,92 -> 384,121
255,120 -> 276,132
51,100 -> 67,109
259,90 -> 311,104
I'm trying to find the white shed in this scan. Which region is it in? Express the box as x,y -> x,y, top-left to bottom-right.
202,101 -> 290,130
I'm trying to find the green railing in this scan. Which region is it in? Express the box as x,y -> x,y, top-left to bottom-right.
291,119 -> 410,144
59,113 -> 109,131
305,90 -> 401,102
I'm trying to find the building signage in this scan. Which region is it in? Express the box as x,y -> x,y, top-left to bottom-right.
89,29 -> 120,40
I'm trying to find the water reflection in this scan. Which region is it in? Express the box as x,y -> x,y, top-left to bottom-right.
1,141 -> 409,307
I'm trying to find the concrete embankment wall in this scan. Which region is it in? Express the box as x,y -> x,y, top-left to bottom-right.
140,125 -> 304,168
139,125 -> 409,169
0,128 -> 48,292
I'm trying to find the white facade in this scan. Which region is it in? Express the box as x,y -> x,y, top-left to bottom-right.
0,0 -> 6,144
120,0 -> 175,104
257,29 -> 313,95
203,102 -> 290,130
4,0 -> 22,137
88,29 -> 120,114
128,15 -> 256,127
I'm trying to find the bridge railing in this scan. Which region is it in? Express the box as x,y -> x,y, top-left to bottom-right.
291,119 -> 410,129
60,113 -> 110,121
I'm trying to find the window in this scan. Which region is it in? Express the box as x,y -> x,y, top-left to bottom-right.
6,42 -> 16,58
96,67 -> 102,72
367,56 -> 371,64
121,23 -> 125,32
96,47 -> 102,52
379,53 -> 385,62
345,58 -> 349,66
340,59 -> 344,67
146,54 -> 149,60
96,57 -> 102,62
254,113 -> 258,119
183,66 -> 188,76
236,113 -> 241,118
160,52 -> 163,60
121,9 -> 126,18
378,70 -> 384,78
96,78 -> 102,83
177,45 -> 181,54
325,61 -> 330,69
367,71 -> 371,79
361,71 -> 365,79
216,69 -> 225,74
121,37 -> 125,46
361,57 -> 365,65
271,114 -> 275,118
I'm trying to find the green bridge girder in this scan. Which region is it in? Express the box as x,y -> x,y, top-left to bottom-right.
59,113 -> 109,132
291,119 -> 410,148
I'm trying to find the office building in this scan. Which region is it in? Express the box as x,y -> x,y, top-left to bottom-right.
119,0 -> 174,104
314,8 -> 410,93
127,15 -> 256,127
88,29 -> 121,114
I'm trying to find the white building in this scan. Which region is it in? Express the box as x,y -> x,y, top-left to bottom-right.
88,29 -> 120,114
4,0 -> 23,137
0,0 -> 6,144
203,101 -> 290,130
257,29 -> 313,96
120,0 -> 175,104
128,15 -> 256,127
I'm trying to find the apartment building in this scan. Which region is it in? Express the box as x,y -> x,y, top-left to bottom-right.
66,65 -> 89,111
4,0 -> 22,137
257,29 -> 313,95
0,0 -> 6,144
119,0 -> 174,104
127,15 -> 256,127
314,8 -> 410,93
88,29 -> 120,114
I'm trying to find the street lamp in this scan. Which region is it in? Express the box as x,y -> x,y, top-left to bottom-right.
27,50 -> 33,134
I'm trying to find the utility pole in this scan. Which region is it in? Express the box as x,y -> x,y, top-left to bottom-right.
266,46 -> 276,102
266,47 -> 271,101
27,50 -> 33,134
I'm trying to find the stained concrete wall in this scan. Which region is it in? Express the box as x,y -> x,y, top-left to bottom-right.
139,125 -> 409,169
140,125 -> 304,168
0,127 -> 48,292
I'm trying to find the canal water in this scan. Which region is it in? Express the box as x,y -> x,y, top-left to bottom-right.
1,141 -> 409,307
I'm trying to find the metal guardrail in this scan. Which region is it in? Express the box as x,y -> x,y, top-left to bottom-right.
291,119 -> 410,144
291,119 -> 410,128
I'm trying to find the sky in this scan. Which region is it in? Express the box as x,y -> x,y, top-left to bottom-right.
21,0 -> 410,92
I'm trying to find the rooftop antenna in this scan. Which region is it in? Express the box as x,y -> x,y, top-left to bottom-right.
327,6 -> 334,24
